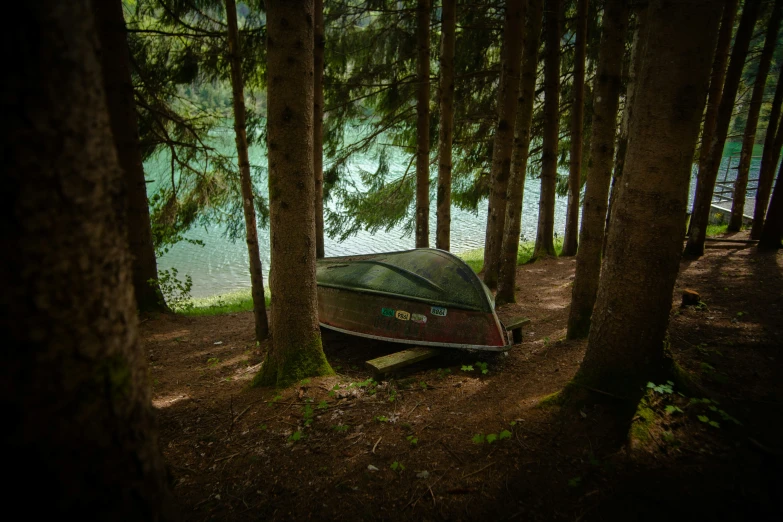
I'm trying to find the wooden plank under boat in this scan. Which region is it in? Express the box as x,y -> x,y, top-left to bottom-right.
316,248 -> 510,351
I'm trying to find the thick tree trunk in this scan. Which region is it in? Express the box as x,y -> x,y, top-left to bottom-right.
566,0 -> 629,339
751,68 -> 783,239
436,0 -> 456,251
258,0 -> 333,388
95,0 -> 167,313
604,4 -> 647,254
3,0 -> 173,516
759,159 -> 783,249
314,0 -> 326,258
226,0 -> 269,342
415,0 -> 431,248
496,0 -> 545,305
561,0 -> 589,257
571,0 -> 720,400
482,0 -> 526,289
729,0 -> 782,231
685,0 -> 762,256
533,0 -> 562,259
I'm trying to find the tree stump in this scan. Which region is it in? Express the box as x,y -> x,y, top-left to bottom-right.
681,289 -> 700,307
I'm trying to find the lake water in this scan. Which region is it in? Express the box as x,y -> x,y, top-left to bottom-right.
148,137 -> 761,299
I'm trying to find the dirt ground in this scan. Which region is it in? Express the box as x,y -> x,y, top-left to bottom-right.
142,233 -> 783,521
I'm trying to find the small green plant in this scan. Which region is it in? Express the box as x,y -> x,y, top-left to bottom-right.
332,424 -> 350,432
472,433 -> 485,444
206,357 -> 220,369
461,365 -> 474,372
436,368 -> 452,380
486,433 -> 498,444
646,381 -> 674,395
375,415 -> 389,423
388,388 -> 398,403
288,430 -> 304,442
406,435 -> 418,446
328,383 -> 340,398
664,405 -> 683,415
269,394 -> 282,404
568,476 -> 582,488
317,400 -> 329,410
302,404 -> 314,426
475,361 -> 489,375
300,378 -> 312,385
258,424 -> 267,431
498,430 -> 512,440
419,381 -> 428,390
390,461 -> 405,472
150,268 -> 194,313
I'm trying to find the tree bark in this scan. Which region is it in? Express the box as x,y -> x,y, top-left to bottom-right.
759,159 -> 783,249
729,0 -> 782,231
685,0 -> 762,256
572,0 -> 721,401
751,68 -> 783,239
496,0 -> 545,305
226,0 -> 269,343
258,0 -> 333,388
436,0 -> 456,251
533,0 -> 562,259
561,0 -> 589,257
314,0 -> 326,258
415,0 -> 431,248
604,4 -> 647,254
482,0 -> 526,289
566,0 -> 629,339
95,0 -> 167,313
3,0 -> 174,516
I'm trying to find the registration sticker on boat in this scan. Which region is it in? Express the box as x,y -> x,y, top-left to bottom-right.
381,308 -> 395,317
395,310 -> 411,321
411,313 -> 427,324
430,306 -> 447,317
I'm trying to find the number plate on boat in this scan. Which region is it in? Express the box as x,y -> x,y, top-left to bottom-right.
395,310 -> 411,321
381,308 -> 395,317
411,313 -> 427,323
430,306 -> 447,317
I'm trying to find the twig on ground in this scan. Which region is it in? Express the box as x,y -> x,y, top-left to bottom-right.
461,461 -> 495,479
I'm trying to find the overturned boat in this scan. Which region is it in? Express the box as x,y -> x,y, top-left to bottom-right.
316,248 -> 510,351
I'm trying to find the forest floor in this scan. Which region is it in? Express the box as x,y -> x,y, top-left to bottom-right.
142,231 -> 783,521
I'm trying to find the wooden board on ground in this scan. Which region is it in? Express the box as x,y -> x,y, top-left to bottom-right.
366,347 -> 441,375
504,316 -> 531,343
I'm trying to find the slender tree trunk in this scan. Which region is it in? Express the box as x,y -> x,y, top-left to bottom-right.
483,0 -> 526,289
436,0 -> 456,251
3,0 -> 174,516
729,0 -> 782,231
95,0 -> 167,313
752,68 -> 783,239
561,0 -> 589,257
226,0 -> 269,342
759,159 -> 783,249
533,0 -> 562,259
571,0 -> 721,401
604,4 -> 647,254
496,0 -> 545,305
314,0 -> 326,258
258,0 -> 333,388
685,0 -> 762,256
566,0 -> 629,340
415,0 -> 431,248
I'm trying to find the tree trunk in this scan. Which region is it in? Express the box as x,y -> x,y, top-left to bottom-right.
571,0 -> 721,401
566,0 -> 629,339
436,0 -> 456,251
604,4 -> 647,254
482,0 -> 526,289
759,159 -> 783,249
729,0 -> 782,231
533,0 -> 562,259
258,0 -> 333,388
95,0 -> 167,313
314,0 -> 326,258
496,0 -> 545,305
561,0 -> 589,257
751,68 -> 783,239
415,0 -> 431,248
226,0 -> 269,343
3,0 -> 173,516
684,0 -> 762,256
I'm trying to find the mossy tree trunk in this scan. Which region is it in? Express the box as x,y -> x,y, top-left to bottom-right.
729,0 -> 782,232
685,0 -> 762,256
95,0 -> 167,313
566,0 -> 629,339
533,0 -> 562,259
571,0 -> 720,400
314,0 -> 326,259
436,0 -> 456,252
258,0 -> 333,388
752,68 -> 783,239
561,0 -> 589,257
226,0 -> 269,342
3,0 -> 174,516
415,0 -> 431,249
482,0 -> 525,290
759,160 -> 783,249
496,0 -> 545,305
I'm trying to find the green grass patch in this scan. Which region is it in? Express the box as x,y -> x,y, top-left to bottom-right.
706,224 -> 728,237
180,289 -> 270,317
457,237 -> 565,274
